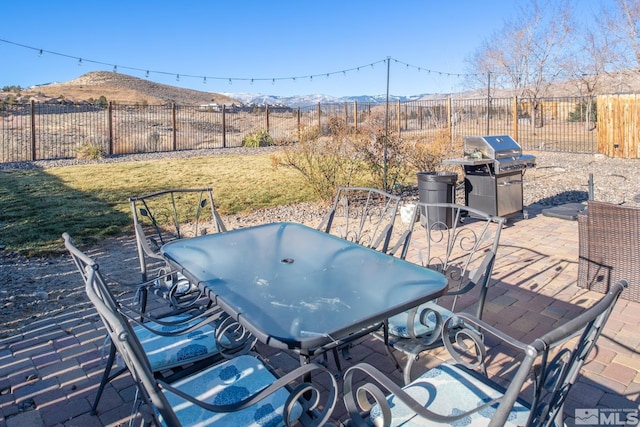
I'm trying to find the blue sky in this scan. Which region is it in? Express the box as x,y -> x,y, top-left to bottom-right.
0,1 -> 605,97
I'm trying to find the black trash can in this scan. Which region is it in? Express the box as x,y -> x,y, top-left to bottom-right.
417,172 -> 458,228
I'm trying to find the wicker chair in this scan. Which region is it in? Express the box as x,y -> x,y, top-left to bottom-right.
343,280 -> 627,427
578,200 -> 640,302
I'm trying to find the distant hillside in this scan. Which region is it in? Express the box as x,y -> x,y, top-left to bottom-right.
20,71 -> 239,106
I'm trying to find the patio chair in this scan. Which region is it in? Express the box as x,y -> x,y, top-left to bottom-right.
315,187 -> 403,370
317,186 -> 402,253
71,234 -> 338,426
376,202 -> 505,384
63,233 -> 254,416
129,188 -> 227,311
343,280 -> 627,427
578,200 -> 640,302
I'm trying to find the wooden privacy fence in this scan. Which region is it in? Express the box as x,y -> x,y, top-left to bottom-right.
0,95 -> 608,163
597,94 -> 640,158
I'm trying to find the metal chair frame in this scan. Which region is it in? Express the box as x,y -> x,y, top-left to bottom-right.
318,186 -> 402,253
377,202 -> 505,384
130,188 -> 226,310
344,280 -> 627,427
63,233 -> 236,416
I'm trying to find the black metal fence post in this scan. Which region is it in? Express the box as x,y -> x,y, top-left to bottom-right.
108,102 -> 113,155
222,105 -> 226,148
30,100 -> 36,161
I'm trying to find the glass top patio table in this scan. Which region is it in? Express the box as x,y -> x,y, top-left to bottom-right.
161,222 -> 448,353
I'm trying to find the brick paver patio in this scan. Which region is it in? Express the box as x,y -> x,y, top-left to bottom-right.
1,204 -> 638,426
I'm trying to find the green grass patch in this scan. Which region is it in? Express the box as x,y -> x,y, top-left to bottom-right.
0,153 -> 319,255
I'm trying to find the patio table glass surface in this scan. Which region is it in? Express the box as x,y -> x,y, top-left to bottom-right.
161,222 -> 448,352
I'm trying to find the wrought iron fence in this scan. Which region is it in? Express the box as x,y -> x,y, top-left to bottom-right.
0,95 -> 600,163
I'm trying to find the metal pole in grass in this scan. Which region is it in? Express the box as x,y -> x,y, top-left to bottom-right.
384,56 -> 390,191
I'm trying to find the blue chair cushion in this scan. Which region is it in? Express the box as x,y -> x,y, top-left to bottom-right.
371,363 -> 531,426
387,302 -> 456,338
134,314 -> 220,370
160,354 -> 302,426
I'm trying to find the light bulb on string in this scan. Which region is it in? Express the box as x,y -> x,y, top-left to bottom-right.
145,70 -> 149,78
176,74 -> 180,82
203,76 -> 207,84
228,78 -> 232,85
272,79 -> 275,85
250,79 -> 254,85
77,58 -> 82,66
38,49 -> 43,57
113,65 -> 118,73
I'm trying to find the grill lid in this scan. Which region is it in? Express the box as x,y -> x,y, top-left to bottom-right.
464,135 -> 522,159
459,135 -> 536,173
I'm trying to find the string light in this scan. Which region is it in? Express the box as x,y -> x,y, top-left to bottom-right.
0,38 -> 482,85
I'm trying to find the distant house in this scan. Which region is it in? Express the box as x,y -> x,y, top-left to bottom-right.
199,102 -> 244,112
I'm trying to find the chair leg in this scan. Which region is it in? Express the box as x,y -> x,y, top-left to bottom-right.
91,340 -> 127,415
331,348 -> 343,375
139,286 -> 148,314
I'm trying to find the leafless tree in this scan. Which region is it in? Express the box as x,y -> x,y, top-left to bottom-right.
562,25 -> 619,130
466,0 -> 574,127
601,0 -> 640,68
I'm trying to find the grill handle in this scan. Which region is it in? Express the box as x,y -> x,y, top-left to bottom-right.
497,180 -> 523,187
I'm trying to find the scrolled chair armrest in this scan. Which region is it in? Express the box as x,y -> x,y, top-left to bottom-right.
118,304 -> 224,336
343,363 -> 501,427
213,313 -> 258,359
404,304 -> 443,344
116,271 -> 225,334
441,312 -> 529,373
158,362 -> 338,427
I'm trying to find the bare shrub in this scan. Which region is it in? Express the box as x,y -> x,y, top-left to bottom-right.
274,121 -> 362,201
351,111 -> 411,192
76,136 -> 108,160
242,129 -> 274,148
405,130 -> 461,173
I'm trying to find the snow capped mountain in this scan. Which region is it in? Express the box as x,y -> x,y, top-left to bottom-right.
221,92 -> 429,108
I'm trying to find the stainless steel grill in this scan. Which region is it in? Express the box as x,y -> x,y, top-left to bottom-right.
444,135 -> 536,218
